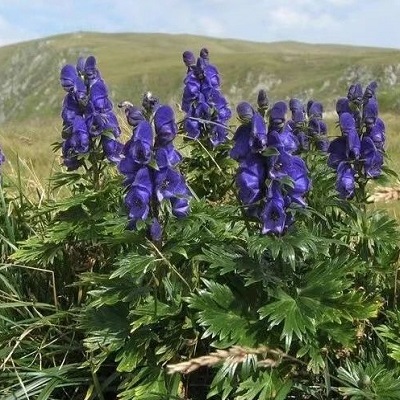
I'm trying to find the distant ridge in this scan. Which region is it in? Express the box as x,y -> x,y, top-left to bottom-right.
0,31 -> 399,124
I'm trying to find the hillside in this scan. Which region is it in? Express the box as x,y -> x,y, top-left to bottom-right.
1,31 -> 400,124
0,32 -> 400,178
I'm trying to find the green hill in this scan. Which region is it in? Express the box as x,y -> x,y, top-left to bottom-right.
0,32 -> 400,177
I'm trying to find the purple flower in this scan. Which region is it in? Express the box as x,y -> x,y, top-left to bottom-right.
90,80 -> 112,113
125,121 -> 153,165
61,93 -> 82,129
183,51 -> 196,69
124,105 -> 145,127
268,127 -> 299,154
361,137 -> 383,178
366,118 -> 385,150
84,56 -> 100,87
230,124 -> 251,162
125,185 -> 151,225
336,162 -> 355,199
155,167 -> 189,202
181,74 -> 201,112
289,98 -> 304,114
308,102 -> 323,118
155,143 -> 182,168
76,56 -> 86,77
336,98 -> 352,116
347,83 -> 363,106
285,156 -> 311,206
171,197 -> 190,218
102,137 -> 123,163
363,81 -> 378,104
261,182 -> 287,235
269,101 -> 287,131
60,65 -> 78,92
250,112 -> 268,152
308,118 -> 329,152
236,101 -> 254,124
71,116 -> 90,153
236,154 -> 266,214
154,105 -> 178,145
268,149 -> 293,180
362,98 -> 378,128
339,113 -> 360,159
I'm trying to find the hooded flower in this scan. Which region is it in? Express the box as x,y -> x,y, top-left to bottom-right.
361,137 -> 383,178
171,197 -> 190,218
285,156 -> 311,206
125,121 -> 153,165
339,113 -> 361,159
154,167 -> 189,202
250,112 -> 268,152
230,123 -> 252,162
235,154 -> 266,214
363,81 -> 378,105
269,101 -> 287,132
60,65 -> 79,92
366,118 -> 385,150
261,182 -> 287,235
362,98 -> 378,128
236,101 -> 255,124
84,56 -> 100,87
154,105 -> 178,145
336,162 -> 355,199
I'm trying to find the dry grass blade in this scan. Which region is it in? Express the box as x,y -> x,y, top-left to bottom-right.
167,345 -> 284,374
368,185 -> 400,203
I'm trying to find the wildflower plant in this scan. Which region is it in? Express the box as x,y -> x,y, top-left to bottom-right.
179,48 -> 234,200
231,96 -> 311,235
59,55 -> 122,185
328,81 -> 385,199
118,92 -> 191,240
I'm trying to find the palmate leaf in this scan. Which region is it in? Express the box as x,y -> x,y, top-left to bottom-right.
187,279 -> 256,347
259,288 -> 315,350
259,255 -> 381,351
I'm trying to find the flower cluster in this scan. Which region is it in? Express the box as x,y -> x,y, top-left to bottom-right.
287,98 -> 329,152
118,93 -> 191,239
327,82 -> 384,198
181,48 -> 231,147
231,96 -> 311,235
59,56 -> 122,170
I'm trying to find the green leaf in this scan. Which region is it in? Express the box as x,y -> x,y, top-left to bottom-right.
259,288 -> 315,350
187,280 -> 256,346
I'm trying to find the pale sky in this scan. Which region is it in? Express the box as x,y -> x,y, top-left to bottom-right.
0,0 -> 399,49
